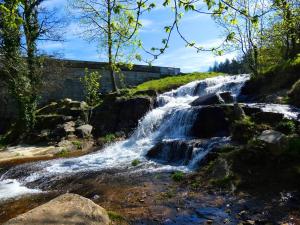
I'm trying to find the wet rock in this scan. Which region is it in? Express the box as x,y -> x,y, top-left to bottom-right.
233,103 -> 246,120
219,92 -> 234,103
57,140 -> 76,151
76,124 -> 93,138
191,106 -> 230,138
4,193 -> 110,225
146,140 -> 200,165
258,130 -> 286,146
241,106 -> 262,116
191,93 -> 225,106
252,111 -> 284,125
288,79 -> 300,107
35,115 -> 73,130
91,96 -> 154,137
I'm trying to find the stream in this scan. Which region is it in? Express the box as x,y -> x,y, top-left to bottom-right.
1,74 -> 300,224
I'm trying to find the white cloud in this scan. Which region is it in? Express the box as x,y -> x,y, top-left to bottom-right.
40,0 -> 67,9
38,41 -> 63,50
140,19 -> 154,28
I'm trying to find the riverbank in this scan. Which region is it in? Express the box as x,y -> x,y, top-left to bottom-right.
1,170 -> 299,224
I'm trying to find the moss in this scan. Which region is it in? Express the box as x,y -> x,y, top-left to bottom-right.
159,187 -> 176,199
102,134 -> 116,143
210,175 -> 234,188
55,149 -> 69,157
131,159 -> 141,166
231,116 -> 256,144
108,211 -> 126,222
275,119 -> 296,135
71,140 -> 83,150
171,171 -> 184,182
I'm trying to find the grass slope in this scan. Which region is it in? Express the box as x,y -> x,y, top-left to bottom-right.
129,72 -> 222,94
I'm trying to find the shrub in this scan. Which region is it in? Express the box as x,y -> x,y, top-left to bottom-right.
171,171 -> 184,182
103,134 -> 116,143
72,140 -> 83,149
56,149 -> 69,157
275,120 -> 296,134
131,159 -> 141,166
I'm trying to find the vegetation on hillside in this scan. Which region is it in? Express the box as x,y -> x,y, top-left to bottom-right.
128,72 -> 221,94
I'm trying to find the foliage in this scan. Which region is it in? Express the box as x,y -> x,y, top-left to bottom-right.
72,140 -> 83,150
69,0 -> 154,92
80,69 -> 102,107
97,133 -> 117,146
275,120 -> 296,134
103,134 -> 117,143
171,171 -> 184,182
0,0 -> 63,132
55,149 -> 69,157
209,58 -> 250,74
131,159 -> 141,166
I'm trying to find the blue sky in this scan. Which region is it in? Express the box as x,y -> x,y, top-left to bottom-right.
39,0 -> 236,72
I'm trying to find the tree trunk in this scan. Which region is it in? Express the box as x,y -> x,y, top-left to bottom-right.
107,0 -> 118,92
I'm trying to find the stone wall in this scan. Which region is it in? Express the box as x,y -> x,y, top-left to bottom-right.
0,59 -> 180,132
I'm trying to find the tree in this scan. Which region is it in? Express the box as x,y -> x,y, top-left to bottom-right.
69,0 -> 154,92
0,0 -> 64,131
80,68 -> 101,122
80,68 -> 101,107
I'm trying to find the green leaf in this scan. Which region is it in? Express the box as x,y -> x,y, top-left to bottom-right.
164,26 -> 171,33
163,0 -> 170,7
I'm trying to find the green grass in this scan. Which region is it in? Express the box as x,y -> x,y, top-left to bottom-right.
131,159 -> 141,166
72,140 -> 83,149
102,133 -> 116,143
128,72 -> 222,94
171,171 -> 184,182
108,211 -> 126,222
55,149 -> 69,157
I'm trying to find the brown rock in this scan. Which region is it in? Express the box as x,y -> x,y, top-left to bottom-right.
4,193 -> 110,225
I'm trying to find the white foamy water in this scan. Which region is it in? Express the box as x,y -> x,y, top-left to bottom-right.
247,103 -> 300,121
0,179 -> 41,201
0,74 -> 263,201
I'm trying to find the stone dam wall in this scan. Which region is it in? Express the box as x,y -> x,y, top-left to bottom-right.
0,59 -> 180,132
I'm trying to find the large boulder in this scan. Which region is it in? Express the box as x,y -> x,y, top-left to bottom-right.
258,130 -> 286,145
191,106 -> 230,138
191,93 -> 225,106
76,124 -> 93,138
219,92 -> 234,104
146,140 -> 196,165
4,193 -> 110,225
91,96 -> 154,137
252,111 -> 284,125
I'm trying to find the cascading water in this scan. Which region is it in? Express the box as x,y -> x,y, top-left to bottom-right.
0,74 -> 283,202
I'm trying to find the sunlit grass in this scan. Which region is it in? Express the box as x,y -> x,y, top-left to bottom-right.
129,72 -> 222,94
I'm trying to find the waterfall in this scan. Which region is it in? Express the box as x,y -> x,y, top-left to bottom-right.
0,74 -> 251,201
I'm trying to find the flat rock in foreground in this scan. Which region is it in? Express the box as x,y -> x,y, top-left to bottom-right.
4,193 -> 110,225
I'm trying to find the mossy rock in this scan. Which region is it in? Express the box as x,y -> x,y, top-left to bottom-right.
231,117 -> 257,144
288,79 -> 300,107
